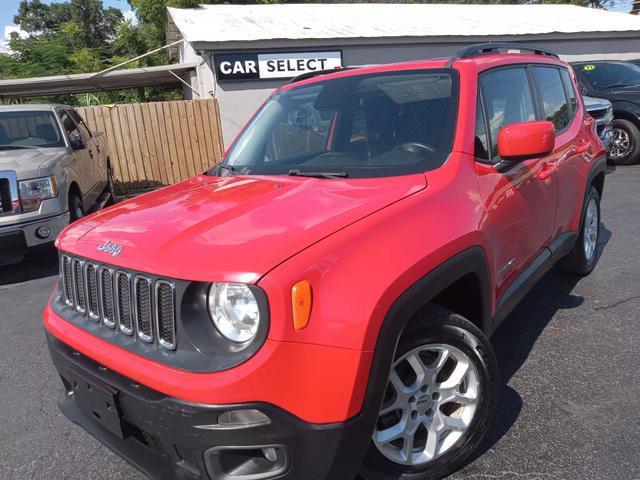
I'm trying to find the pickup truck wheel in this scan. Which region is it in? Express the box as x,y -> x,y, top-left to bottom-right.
561,186 -> 601,276
610,119 -> 640,165
69,194 -> 85,223
360,306 -> 499,480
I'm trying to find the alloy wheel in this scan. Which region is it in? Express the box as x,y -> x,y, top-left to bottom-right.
373,343 -> 480,466
583,197 -> 599,261
610,127 -> 631,160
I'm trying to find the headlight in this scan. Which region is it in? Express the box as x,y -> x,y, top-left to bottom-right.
207,283 -> 260,343
19,176 -> 58,213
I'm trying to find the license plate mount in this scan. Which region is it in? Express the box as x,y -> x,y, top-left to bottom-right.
68,366 -> 126,439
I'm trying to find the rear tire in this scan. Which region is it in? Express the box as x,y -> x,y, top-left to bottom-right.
69,193 -> 84,223
359,305 -> 499,480
610,119 -> 640,165
561,186 -> 601,276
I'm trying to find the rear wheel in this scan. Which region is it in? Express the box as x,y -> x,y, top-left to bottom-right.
561,186 -> 601,276
360,306 -> 499,480
610,119 -> 640,165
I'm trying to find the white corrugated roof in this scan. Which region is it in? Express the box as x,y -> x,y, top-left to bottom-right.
168,3 -> 640,45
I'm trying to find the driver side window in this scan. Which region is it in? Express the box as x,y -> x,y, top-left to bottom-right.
59,110 -> 82,145
479,67 -> 536,158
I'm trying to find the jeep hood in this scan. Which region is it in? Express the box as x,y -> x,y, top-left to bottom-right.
0,147 -> 67,179
57,174 -> 426,283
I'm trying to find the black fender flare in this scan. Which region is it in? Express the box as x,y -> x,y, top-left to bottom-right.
328,246 -> 491,478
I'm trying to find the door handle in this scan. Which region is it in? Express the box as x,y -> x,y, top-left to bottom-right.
538,161 -> 556,181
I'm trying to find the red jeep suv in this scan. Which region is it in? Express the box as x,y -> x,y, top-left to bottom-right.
44,43 -> 606,480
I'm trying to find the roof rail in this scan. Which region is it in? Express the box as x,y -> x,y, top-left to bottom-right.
289,67 -> 357,84
447,42 -> 559,66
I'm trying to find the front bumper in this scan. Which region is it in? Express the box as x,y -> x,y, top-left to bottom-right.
0,211 -> 69,258
598,125 -> 614,152
47,333 -> 369,480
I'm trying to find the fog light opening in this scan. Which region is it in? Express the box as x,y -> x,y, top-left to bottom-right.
35,226 -> 52,240
204,445 -> 289,480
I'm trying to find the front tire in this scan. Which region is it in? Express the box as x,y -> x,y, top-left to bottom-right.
561,186 -> 601,276
610,119 -> 640,165
69,194 -> 84,223
360,306 -> 499,480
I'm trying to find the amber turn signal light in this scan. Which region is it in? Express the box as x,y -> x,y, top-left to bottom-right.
292,280 -> 312,330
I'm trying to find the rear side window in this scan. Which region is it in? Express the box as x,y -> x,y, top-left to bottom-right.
479,67 -> 536,157
560,69 -> 578,113
532,67 -> 570,132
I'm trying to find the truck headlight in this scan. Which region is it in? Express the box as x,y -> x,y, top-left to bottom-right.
19,176 -> 58,213
208,283 -> 260,343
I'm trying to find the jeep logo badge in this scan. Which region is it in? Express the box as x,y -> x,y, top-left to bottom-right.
97,240 -> 123,257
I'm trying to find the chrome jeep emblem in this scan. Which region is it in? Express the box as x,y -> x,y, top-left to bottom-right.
97,240 -> 123,257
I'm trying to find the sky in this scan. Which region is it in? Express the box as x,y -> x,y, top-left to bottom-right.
0,0 -> 135,53
0,0 -> 637,54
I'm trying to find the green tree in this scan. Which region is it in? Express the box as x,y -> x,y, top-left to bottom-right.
1,0 -> 179,104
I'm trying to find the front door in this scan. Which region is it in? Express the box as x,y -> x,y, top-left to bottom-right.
474,66 -> 558,301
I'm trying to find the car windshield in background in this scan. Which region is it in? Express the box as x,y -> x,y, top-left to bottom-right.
578,62 -> 640,89
0,111 -> 65,150
216,70 -> 458,178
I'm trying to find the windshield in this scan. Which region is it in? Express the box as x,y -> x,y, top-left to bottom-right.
0,111 -> 65,150
215,69 -> 459,178
578,62 -> 640,89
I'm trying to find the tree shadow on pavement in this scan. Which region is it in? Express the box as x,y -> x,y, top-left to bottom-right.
0,246 -> 59,286
463,222 -> 612,464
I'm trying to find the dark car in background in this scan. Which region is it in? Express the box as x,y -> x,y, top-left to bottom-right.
572,60 -> 640,165
583,96 -> 614,152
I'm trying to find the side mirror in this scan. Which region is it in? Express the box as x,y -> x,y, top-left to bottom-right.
69,134 -> 85,150
497,121 -> 555,161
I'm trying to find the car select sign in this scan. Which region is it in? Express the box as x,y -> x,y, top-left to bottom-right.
214,51 -> 343,81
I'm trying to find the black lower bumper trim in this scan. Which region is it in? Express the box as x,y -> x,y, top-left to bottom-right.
47,333 -> 371,480
0,229 -> 53,258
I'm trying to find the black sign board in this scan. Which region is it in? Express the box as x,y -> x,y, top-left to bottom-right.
214,51 -> 343,82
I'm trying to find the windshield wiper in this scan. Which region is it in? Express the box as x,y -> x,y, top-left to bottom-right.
288,169 -> 348,179
214,162 -> 245,176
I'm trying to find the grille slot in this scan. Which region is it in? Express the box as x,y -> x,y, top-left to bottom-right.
588,108 -> 607,120
156,281 -> 177,350
134,276 -> 153,343
99,267 -> 115,328
0,179 -> 11,212
85,263 -> 99,320
61,255 -> 73,306
58,254 -> 177,351
116,272 -> 134,335
72,258 -> 86,314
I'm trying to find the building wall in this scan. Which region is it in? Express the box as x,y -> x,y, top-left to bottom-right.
183,34 -> 640,147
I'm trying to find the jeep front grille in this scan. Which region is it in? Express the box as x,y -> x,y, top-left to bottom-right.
59,254 -> 177,350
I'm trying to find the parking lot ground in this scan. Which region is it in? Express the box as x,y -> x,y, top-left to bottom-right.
1,165 -> 639,480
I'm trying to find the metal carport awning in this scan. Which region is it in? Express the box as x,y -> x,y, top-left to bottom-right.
0,63 -> 198,99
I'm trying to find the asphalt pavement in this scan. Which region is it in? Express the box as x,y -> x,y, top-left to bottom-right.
1,165 -> 639,480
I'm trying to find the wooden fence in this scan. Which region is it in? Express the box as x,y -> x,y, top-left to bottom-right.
77,99 -> 225,194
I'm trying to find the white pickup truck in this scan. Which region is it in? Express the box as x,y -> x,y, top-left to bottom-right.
0,104 -> 113,264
